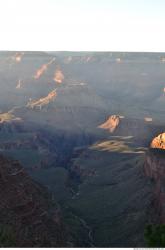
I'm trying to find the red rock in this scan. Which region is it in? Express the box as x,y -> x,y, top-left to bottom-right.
151,133 -> 165,149
98,115 -> 120,133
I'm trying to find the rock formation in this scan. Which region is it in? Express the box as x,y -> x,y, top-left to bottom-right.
98,115 -> 120,133
143,134 -> 165,223
0,155 -> 67,247
27,90 -> 57,109
150,133 -> 165,149
0,112 -> 22,124
144,149 -> 165,223
54,69 -> 64,84
34,58 -> 56,79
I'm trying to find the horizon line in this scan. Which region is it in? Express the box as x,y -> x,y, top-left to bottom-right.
1,50 -> 165,54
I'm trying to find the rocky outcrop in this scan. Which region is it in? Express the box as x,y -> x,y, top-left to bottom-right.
34,58 -> 55,79
98,115 -> 120,133
12,52 -> 24,63
0,112 -> 22,124
27,90 -> 57,109
144,149 -> 165,223
54,68 -> 64,84
150,133 -> 165,149
0,155 -> 67,247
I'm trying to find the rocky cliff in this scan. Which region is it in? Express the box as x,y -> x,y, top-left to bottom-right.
98,115 -> 120,132
144,148 -> 165,223
150,133 -> 165,149
27,90 -> 57,110
0,155 -> 67,247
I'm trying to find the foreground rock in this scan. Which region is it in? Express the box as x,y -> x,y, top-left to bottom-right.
0,155 -> 67,247
150,133 -> 165,149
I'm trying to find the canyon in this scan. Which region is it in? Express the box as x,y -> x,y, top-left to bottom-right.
0,51 -> 165,246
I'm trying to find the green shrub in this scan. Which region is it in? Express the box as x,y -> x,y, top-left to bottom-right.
145,224 -> 165,247
0,225 -> 16,247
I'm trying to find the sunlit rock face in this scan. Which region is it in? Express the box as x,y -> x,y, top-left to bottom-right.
34,58 -> 55,79
27,90 -> 57,109
54,69 -> 64,84
150,133 -> 165,149
34,63 -> 48,79
0,112 -> 22,124
98,115 -> 120,133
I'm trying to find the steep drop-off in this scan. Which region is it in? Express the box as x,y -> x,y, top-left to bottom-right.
0,155 -> 68,247
66,136 -> 153,247
144,148 -> 165,224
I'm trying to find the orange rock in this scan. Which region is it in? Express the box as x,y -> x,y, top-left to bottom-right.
34,58 -> 55,79
54,69 -> 64,84
98,115 -> 120,133
27,90 -> 57,109
151,133 -> 165,149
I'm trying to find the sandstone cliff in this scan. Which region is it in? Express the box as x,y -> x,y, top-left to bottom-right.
98,115 -> 120,133
150,133 -> 165,149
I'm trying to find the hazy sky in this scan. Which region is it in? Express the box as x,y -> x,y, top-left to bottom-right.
0,0 -> 165,51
